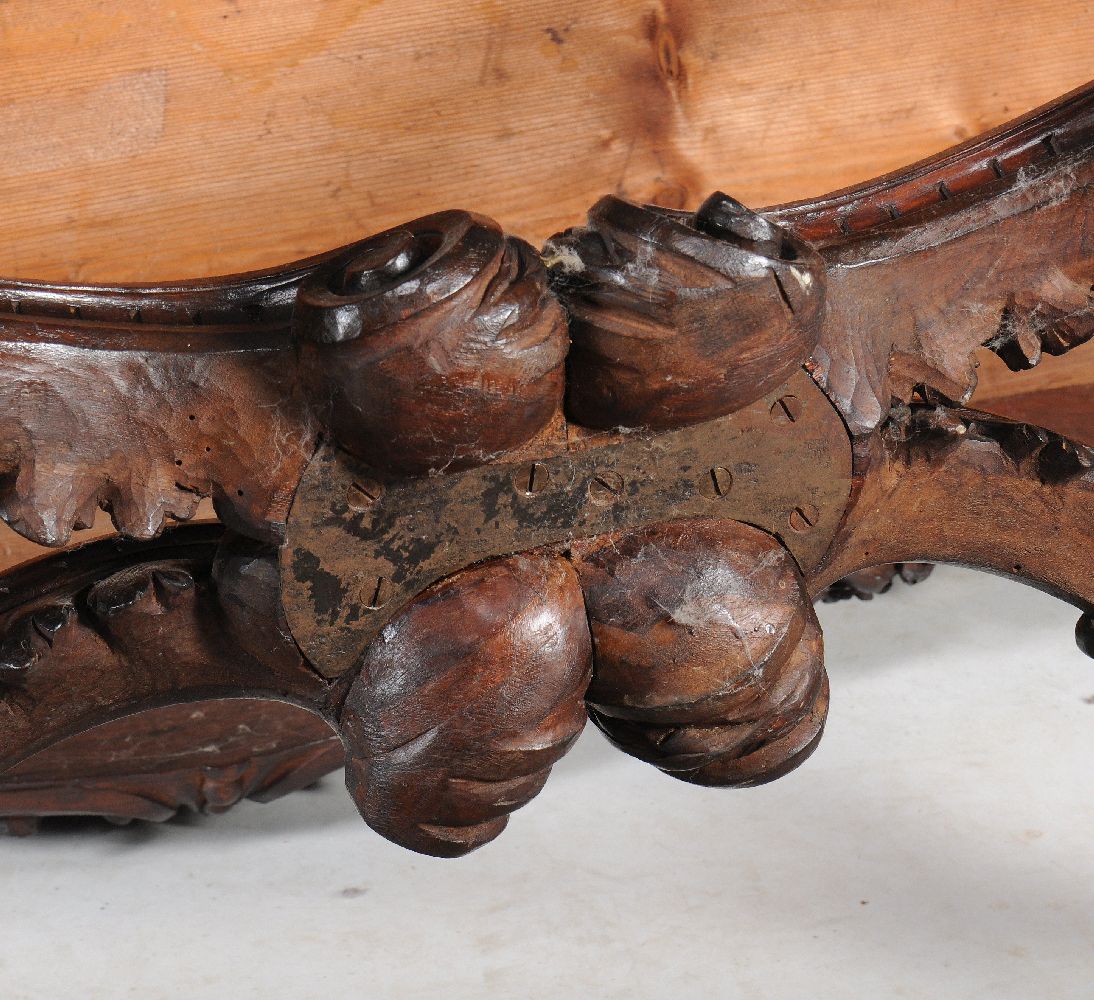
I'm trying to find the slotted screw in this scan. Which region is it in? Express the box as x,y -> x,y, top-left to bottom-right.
699,466 -> 733,499
513,462 -> 550,496
363,576 -> 391,610
770,396 -> 803,424
347,477 -> 385,513
588,470 -> 625,505
789,504 -> 820,533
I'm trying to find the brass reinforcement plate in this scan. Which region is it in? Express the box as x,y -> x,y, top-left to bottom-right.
282,370 -> 852,678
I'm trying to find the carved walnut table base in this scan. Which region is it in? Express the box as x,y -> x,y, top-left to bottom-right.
0,84 -> 1091,855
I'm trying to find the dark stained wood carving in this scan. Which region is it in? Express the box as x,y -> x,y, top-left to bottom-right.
572,519 -> 828,787
767,81 -> 1094,435
820,563 -> 934,603
1078,613 -> 1094,659
0,527 -> 330,774
339,552 -> 591,857
807,398 -> 1094,612
295,211 -> 569,475
0,323 -> 315,547
545,192 -> 825,431
2,82 -> 1093,855
0,700 -> 343,833
985,289 -> 1094,373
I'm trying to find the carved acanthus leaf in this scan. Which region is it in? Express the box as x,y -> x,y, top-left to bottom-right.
984,284 -> 1094,371
0,334 -> 316,547
0,527 -> 327,772
885,393 -> 1094,485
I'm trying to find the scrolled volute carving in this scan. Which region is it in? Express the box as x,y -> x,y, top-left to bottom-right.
544,191 -> 825,430
293,210 -> 569,475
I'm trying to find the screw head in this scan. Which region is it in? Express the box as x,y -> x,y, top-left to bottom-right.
588,470 -> 625,505
346,477 -> 385,513
789,504 -> 820,532
699,466 -> 733,498
513,462 -> 551,496
362,576 -> 391,610
770,396 -> 803,424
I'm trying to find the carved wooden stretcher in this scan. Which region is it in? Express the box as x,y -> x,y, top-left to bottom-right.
0,83 -> 1091,856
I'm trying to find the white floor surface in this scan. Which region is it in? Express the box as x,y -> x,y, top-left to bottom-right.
2,566 -> 1092,999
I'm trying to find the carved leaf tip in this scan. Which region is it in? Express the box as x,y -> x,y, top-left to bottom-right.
985,290 -> 1094,372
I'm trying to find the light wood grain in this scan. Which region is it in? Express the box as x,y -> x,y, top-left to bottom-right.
1,0 -> 1092,282
974,344 -> 1094,401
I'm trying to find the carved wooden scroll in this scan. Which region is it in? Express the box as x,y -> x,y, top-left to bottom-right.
572,519 -> 828,788
294,210 -> 569,475
341,552 -> 590,856
544,192 -> 826,430
1,83 -> 1092,856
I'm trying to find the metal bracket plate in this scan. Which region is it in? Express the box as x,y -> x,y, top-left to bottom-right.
282,370 -> 852,678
